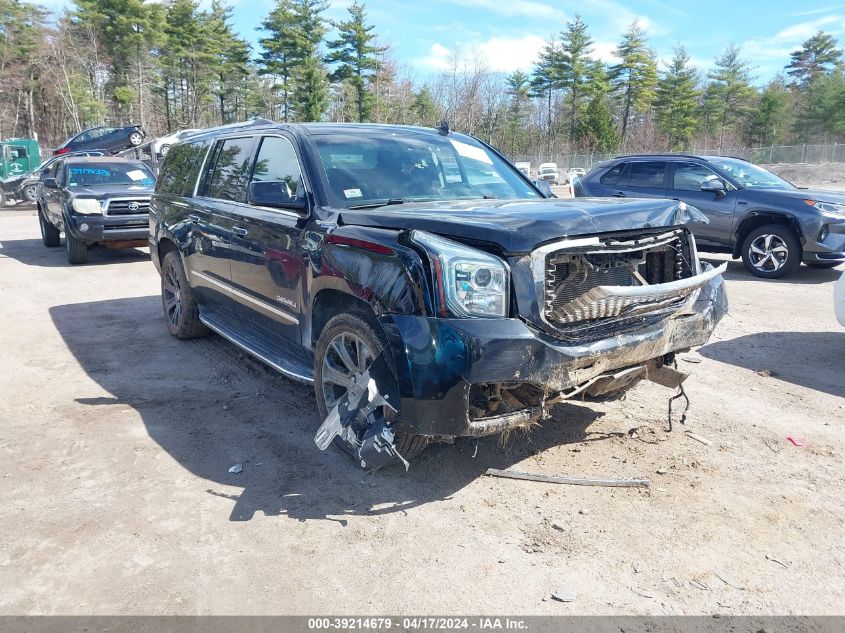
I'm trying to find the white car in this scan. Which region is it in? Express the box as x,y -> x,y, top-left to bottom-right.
538,162 -> 559,185
566,167 -> 586,183
151,129 -> 201,158
836,271 -> 845,326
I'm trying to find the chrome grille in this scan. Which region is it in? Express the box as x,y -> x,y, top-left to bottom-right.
105,199 -> 150,216
542,230 -> 693,330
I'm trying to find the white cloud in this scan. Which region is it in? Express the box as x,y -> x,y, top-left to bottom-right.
776,15 -> 843,40
476,34 -> 546,72
416,42 -> 454,71
446,0 -> 566,21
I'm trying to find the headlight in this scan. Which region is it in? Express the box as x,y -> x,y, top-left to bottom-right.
411,230 -> 509,318
805,199 -> 845,219
71,198 -> 103,215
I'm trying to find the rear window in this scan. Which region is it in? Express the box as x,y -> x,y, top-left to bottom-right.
627,161 -> 666,188
205,137 -> 255,202
157,140 -> 209,196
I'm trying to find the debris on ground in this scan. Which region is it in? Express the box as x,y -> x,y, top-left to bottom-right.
787,436 -> 810,447
714,569 -> 746,590
551,589 -> 577,603
690,580 -> 709,591
578,509 -> 590,515
682,357 -> 702,364
766,554 -> 789,569
484,469 -> 650,488
756,369 -> 775,377
631,587 -> 654,599
656,468 -> 668,475
228,463 -> 243,474
685,431 -> 712,446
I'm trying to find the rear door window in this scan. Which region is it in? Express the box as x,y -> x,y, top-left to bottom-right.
203,137 -> 256,202
627,161 -> 666,188
600,163 -> 628,185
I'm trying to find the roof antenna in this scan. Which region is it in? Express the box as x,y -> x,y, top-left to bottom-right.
436,120 -> 450,135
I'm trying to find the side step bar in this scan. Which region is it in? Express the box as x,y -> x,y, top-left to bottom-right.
199,311 -> 314,384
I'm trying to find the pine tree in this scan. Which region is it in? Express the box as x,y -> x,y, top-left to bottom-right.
747,77 -> 791,145
325,1 -> 384,123
704,44 -> 756,148
654,44 -> 699,150
504,70 -> 530,154
205,1 -> 251,125
795,68 -> 845,140
530,37 -> 563,151
609,20 -> 658,145
578,93 -> 618,152
258,0 -> 300,122
558,14 -> 593,143
410,85 -> 437,126
786,31 -> 843,88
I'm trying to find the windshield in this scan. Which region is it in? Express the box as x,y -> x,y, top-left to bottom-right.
312,132 -> 540,208
66,163 -> 155,187
708,157 -> 795,190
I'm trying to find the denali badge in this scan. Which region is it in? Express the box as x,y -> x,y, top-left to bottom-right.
277,295 -> 297,309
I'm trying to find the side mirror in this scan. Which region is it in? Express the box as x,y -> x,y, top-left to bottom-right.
700,179 -> 726,196
534,180 -> 553,197
42,177 -> 58,189
248,180 -> 307,213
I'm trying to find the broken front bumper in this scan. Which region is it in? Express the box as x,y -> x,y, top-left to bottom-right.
380,265 -> 727,438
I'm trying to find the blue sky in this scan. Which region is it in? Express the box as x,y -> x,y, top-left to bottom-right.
45,0 -> 845,84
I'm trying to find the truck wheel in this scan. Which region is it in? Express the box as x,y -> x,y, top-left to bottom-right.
23,184 -> 38,203
314,312 -> 429,462
39,209 -> 61,247
741,224 -> 801,279
161,250 -> 209,339
65,231 -> 89,265
129,131 -> 144,147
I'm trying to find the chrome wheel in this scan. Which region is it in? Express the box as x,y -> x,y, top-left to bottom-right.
162,262 -> 183,328
748,234 -> 789,272
320,331 -> 374,410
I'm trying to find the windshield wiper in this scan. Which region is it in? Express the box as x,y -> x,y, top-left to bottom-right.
346,198 -> 407,210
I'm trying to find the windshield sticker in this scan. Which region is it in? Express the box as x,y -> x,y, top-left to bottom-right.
126,169 -> 147,181
343,188 -> 363,199
449,139 -> 493,165
70,167 -> 111,177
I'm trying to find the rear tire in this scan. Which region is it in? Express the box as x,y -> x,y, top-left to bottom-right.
161,250 -> 209,339
741,224 -> 801,279
39,209 -> 60,247
23,184 -> 38,203
65,231 -> 88,264
314,311 -> 429,462
129,131 -> 144,147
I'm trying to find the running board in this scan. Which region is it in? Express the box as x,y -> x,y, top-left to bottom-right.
199,311 -> 314,384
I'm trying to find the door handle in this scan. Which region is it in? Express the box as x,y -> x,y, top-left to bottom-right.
612,191 -> 627,197
188,214 -> 200,223
232,226 -> 249,236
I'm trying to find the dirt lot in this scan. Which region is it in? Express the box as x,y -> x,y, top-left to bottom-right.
0,206 -> 843,616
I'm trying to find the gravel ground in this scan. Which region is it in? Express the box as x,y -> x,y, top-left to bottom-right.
0,206 -> 843,615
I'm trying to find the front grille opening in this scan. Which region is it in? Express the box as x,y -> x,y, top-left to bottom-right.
542,229 -> 694,335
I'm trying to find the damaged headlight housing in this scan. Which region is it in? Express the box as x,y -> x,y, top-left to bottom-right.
412,230 -> 509,318
805,199 -> 845,219
71,198 -> 104,215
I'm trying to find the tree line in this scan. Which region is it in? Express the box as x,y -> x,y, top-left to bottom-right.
0,0 -> 843,157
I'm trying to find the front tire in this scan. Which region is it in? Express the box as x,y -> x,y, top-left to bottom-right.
39,209 -> 60,247
161,250 -> 209,339
65,231 -> 88,264
23,184 -> 38,203
129,131 -> 144,147
741,224 -> 801,279
314,312 -> 429,462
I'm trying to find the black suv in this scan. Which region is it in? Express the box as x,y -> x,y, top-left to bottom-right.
37,157 -> 156,264
576,154 -> 845,278
149,120 -> 727,469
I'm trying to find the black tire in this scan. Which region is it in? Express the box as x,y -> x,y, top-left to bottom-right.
740,224 -> 801,279
39,208 -> 60,247
129,131 -> 144,147
65,230 -> 88,264
23,184 -> 38,203
805,261 -> 841,269
314,311 -> 429,462
161,250 -> 209,339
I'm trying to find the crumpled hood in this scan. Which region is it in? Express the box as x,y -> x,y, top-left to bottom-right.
69,184 -> 154,199
339,197 -> 708,253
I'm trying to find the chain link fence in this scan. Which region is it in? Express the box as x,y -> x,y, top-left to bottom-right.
512,143 -> 845,171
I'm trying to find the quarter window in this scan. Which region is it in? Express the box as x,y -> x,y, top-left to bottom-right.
627,161 -> 666,188
250,136 -> 304,199
157,140 -> 209,196
205,137 -> 255,202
